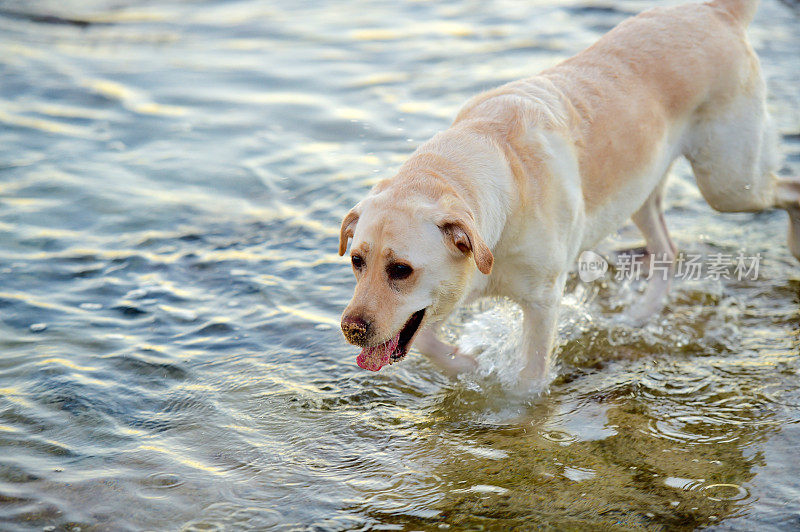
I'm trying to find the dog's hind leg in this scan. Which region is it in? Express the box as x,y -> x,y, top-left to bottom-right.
689,98 -> 800,260
686,68 -> 800,260
414,327 -> 477,377
624,179 -> 677,325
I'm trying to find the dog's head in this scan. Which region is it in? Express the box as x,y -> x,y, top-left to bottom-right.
338,189 -> 493,371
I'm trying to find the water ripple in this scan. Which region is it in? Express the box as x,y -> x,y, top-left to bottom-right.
0,0 -> 798,530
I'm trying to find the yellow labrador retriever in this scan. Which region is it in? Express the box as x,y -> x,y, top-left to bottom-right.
338,0 -> 800,387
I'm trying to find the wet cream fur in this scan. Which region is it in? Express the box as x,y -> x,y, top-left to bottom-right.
339,0 -> 800,388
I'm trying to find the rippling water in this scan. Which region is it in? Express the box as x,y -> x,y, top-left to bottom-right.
1,0 -> 799,530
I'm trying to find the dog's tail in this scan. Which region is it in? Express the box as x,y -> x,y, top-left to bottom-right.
710,0 -> 759,25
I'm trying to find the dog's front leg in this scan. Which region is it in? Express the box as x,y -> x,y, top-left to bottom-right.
414,326 -> 477,377
518,277 -> 565,390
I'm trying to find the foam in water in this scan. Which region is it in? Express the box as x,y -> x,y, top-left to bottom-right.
456,303 -> 524,386
452,289 -> 595,389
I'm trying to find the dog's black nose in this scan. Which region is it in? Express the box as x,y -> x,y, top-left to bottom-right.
341,315 -> 371,346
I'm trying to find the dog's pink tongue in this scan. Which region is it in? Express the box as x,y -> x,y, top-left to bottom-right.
356,333 -> 400,372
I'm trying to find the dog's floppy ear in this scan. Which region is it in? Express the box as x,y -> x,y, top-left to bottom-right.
438,214 -> 493,275
338,208 -> 359,256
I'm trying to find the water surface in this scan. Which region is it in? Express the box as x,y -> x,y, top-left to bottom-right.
1,0 -> 799,530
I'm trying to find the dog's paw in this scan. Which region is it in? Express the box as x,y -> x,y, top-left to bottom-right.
515,371 -> 552,398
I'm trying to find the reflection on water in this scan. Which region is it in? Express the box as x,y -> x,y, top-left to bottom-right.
0,0 -> 799,530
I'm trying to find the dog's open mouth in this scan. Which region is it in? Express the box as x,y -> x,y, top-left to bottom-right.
356,309 -> 425,372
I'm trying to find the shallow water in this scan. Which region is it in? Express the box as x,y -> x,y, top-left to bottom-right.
1,0 -> 799,530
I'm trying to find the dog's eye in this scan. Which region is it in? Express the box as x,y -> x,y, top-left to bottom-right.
387,263 -> 413,280
351,255 -> 364,269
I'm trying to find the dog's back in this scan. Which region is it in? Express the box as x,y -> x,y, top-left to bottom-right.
544,0 -> 760,211
448,0 -> 765,246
